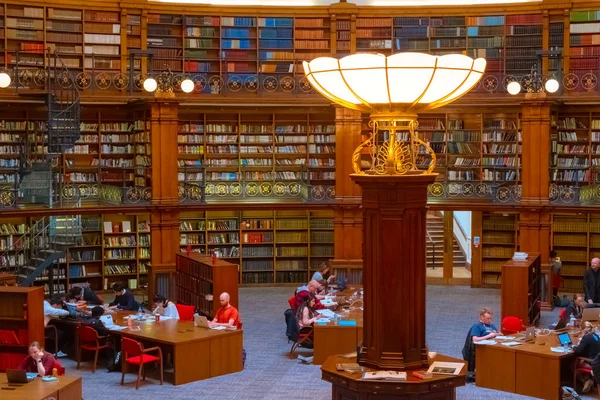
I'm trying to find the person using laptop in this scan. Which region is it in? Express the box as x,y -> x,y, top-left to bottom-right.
106,282 -> 137,311
69,286 -> 103,306
211,292 -> 240,328
574,322 -> 600,393
152,294 -> 180,320
565,293 -> 586,321
584,258 -> 600,304
462,308 -> 502,382
17,342 -> 56,377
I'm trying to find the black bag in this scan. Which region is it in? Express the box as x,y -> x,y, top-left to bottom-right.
107,351 -> 121,372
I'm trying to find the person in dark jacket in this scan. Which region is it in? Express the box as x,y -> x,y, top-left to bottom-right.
462,308 -> 501,382
70,286 -> 103,305
574,322 -> 600,393
565,293 -> 586,321
107,282 -> 137,311
584,258 -> 600,304
85,306 -> 110,336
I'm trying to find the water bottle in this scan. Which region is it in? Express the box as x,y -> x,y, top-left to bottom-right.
138,306 -> 143,321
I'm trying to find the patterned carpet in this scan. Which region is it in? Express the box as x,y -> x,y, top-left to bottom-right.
58,286 -> 581,400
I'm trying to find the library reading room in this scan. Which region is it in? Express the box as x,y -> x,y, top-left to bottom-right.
5,0 -> 600,399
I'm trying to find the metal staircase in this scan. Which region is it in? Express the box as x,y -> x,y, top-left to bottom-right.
17,50 -> 81,207
0,216 -> 81,294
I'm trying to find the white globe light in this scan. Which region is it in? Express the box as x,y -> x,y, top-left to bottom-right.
507,81 -> 521,95
143,78 -> 157,93
0,72 -> 11,88
181,78 -> 194,93
545,78 -> 559,93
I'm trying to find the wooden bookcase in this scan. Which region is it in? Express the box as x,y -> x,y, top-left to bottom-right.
472,212 -> 519,288
178,108 -> 335,189
501,253 -> 541,326
180,209 -> 333,285
175,252 -> 238,319
0,286 -> 44,371
569,10 -> 600,73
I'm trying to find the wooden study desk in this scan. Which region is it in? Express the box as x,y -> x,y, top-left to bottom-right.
313,289 -> 364,365
51,310 -> 243,385
0,373 -> 82,400
476,331 -> 578,400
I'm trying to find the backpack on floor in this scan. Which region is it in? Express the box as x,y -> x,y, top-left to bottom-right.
107,351 -> 121,373
562,386 -> 581,400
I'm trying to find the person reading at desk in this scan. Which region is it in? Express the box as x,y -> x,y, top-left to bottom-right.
18,342 -> 56,376
43,295 -> 70,358
152,294 -> 180,319
312,263 -> 335,285
584,258 -> 600,304
565,293 -> 586,321
574,322 -> 600,393
294,280 -> 326,312
462,308 -> 501,382
296,294 -> 317,328
106,282 -> 137,311
211,292 -> 240,328
70,286 -> 103,306
85,306 -> 110,337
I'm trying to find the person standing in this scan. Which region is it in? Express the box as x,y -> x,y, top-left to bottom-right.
550,250 -> 562,298
584,258 -> 600,304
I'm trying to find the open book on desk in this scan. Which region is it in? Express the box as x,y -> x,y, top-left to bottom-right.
100,315 -> 127,331
362,371 -> 407,381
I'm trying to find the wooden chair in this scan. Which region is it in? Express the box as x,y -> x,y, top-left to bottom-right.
290,326 -> 314,356
76,325 -> 109,373
44,325 -> 58,356
573,356 -> 593,391
52,360 -> 65,376
121,336 -> 163,390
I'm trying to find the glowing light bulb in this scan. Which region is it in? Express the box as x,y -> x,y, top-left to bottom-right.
143,78 -> 157,92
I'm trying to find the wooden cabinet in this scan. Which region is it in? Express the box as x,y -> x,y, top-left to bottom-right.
501,253 -> 541,326
0,286 -> 44,371
175,253 -> 238,318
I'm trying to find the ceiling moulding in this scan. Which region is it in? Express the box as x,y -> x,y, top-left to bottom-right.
148,0 -> 543,6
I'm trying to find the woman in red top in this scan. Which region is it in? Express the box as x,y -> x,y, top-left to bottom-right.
18,341 -> 56,376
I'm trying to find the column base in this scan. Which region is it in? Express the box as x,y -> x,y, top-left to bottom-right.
322,354 -> 466,400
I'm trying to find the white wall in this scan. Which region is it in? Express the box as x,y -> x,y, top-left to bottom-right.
441,211 -> 472,264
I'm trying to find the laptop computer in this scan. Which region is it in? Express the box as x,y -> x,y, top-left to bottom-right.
523,327 -> 536,342
554,317 -> 569,331
581,307 -> 600,323
558,332 -> 572,347
6,369 -> 34,384
194,315 -> 225,330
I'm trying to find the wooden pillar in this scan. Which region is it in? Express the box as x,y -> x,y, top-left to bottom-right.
331,107 -> 363,280
353,174 -> 436,371
443,210 -> 454,281
520,98 -> 553,309
471,211 -> 483,286
148,100 -> 180,299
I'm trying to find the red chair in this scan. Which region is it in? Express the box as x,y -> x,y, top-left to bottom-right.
121,337 -> 163,390
175,304 -> 195,321
502,316 -> 525,335
76,325 -> 110,373
559,308 -> 566,320
574,356 -> 593,392
288,296 -> 296,309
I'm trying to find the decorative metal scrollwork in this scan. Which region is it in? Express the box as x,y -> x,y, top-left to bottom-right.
76,72 -> 92,90
299,77 -> 312,92
227,76 -> 243,92
482,75 -> 499,92
245,182 -> 258,196
95,72 -> 111,89
326,186 -> 335,200
563,73 -> 579,91
230,183 -> 241,196
262,76 -> 278,92
274,182 -> 286,196
280,76 -> 295,92
260,183 -> 272,196
496,187 -> 511,202
113,73 -> 129,90
216,183 -> 228,196
312,185 -> 325,200
126,187 -> 141,203
430,182 -> 444,197
178,184 -> 187,201
244,76 -> 258,92
188,184 -> 202,201
193,75 -> 207,92
33,70 -> 47,87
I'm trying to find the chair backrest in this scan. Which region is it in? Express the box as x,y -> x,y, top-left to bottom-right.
77,325 -> 99,343
559,308 -> 566,320
284,308 -> 299,342
52,360 -> 65,376
288,296 -> 296,309
502,316 -> 524,334
176,304 -> 195,321
121,336 -> 142,358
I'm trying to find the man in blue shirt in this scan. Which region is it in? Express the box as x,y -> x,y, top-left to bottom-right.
462,308 -> 501,382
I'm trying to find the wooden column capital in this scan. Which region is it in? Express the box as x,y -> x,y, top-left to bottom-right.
352,173 -> 437,371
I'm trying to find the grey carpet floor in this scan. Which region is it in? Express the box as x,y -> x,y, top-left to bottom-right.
58,286 -> 589,400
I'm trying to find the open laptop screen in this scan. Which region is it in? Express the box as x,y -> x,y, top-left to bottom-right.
558,332 -> 572,346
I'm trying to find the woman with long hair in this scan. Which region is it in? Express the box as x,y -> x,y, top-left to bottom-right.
18,342 -> 56,376
296,294 -> 317,328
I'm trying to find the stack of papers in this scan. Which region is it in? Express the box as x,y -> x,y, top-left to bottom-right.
316,309 -> 336,318
474,340 -> 497,345
495,336 -> 515,340
501,341 -> 522,347
316,318 -> 331,323
362,371 -> 407,381
321,299 -> 338,307
99,315 -> 127,331
513,252 -> 528,261
551,346 -> 571,353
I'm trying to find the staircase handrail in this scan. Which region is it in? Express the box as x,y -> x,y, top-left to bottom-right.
47,49 -> 81,125
0,217 -> 49,274
426,228 -> 436,270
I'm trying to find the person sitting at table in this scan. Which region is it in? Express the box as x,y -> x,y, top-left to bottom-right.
152,294 -> 180,320
574,322 -> 600,393
106,282 -> 137,311
211,292 -> 240,328
565,293 -> 586,321
462,308 -> 502,382
312,263 -> 335,285
294,280 -> 326,312
43,295 -> 70,358
18,342 -> 56,376
85,306 -> 110,337
70,286 -> 103,305
296,294 -> 318,328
